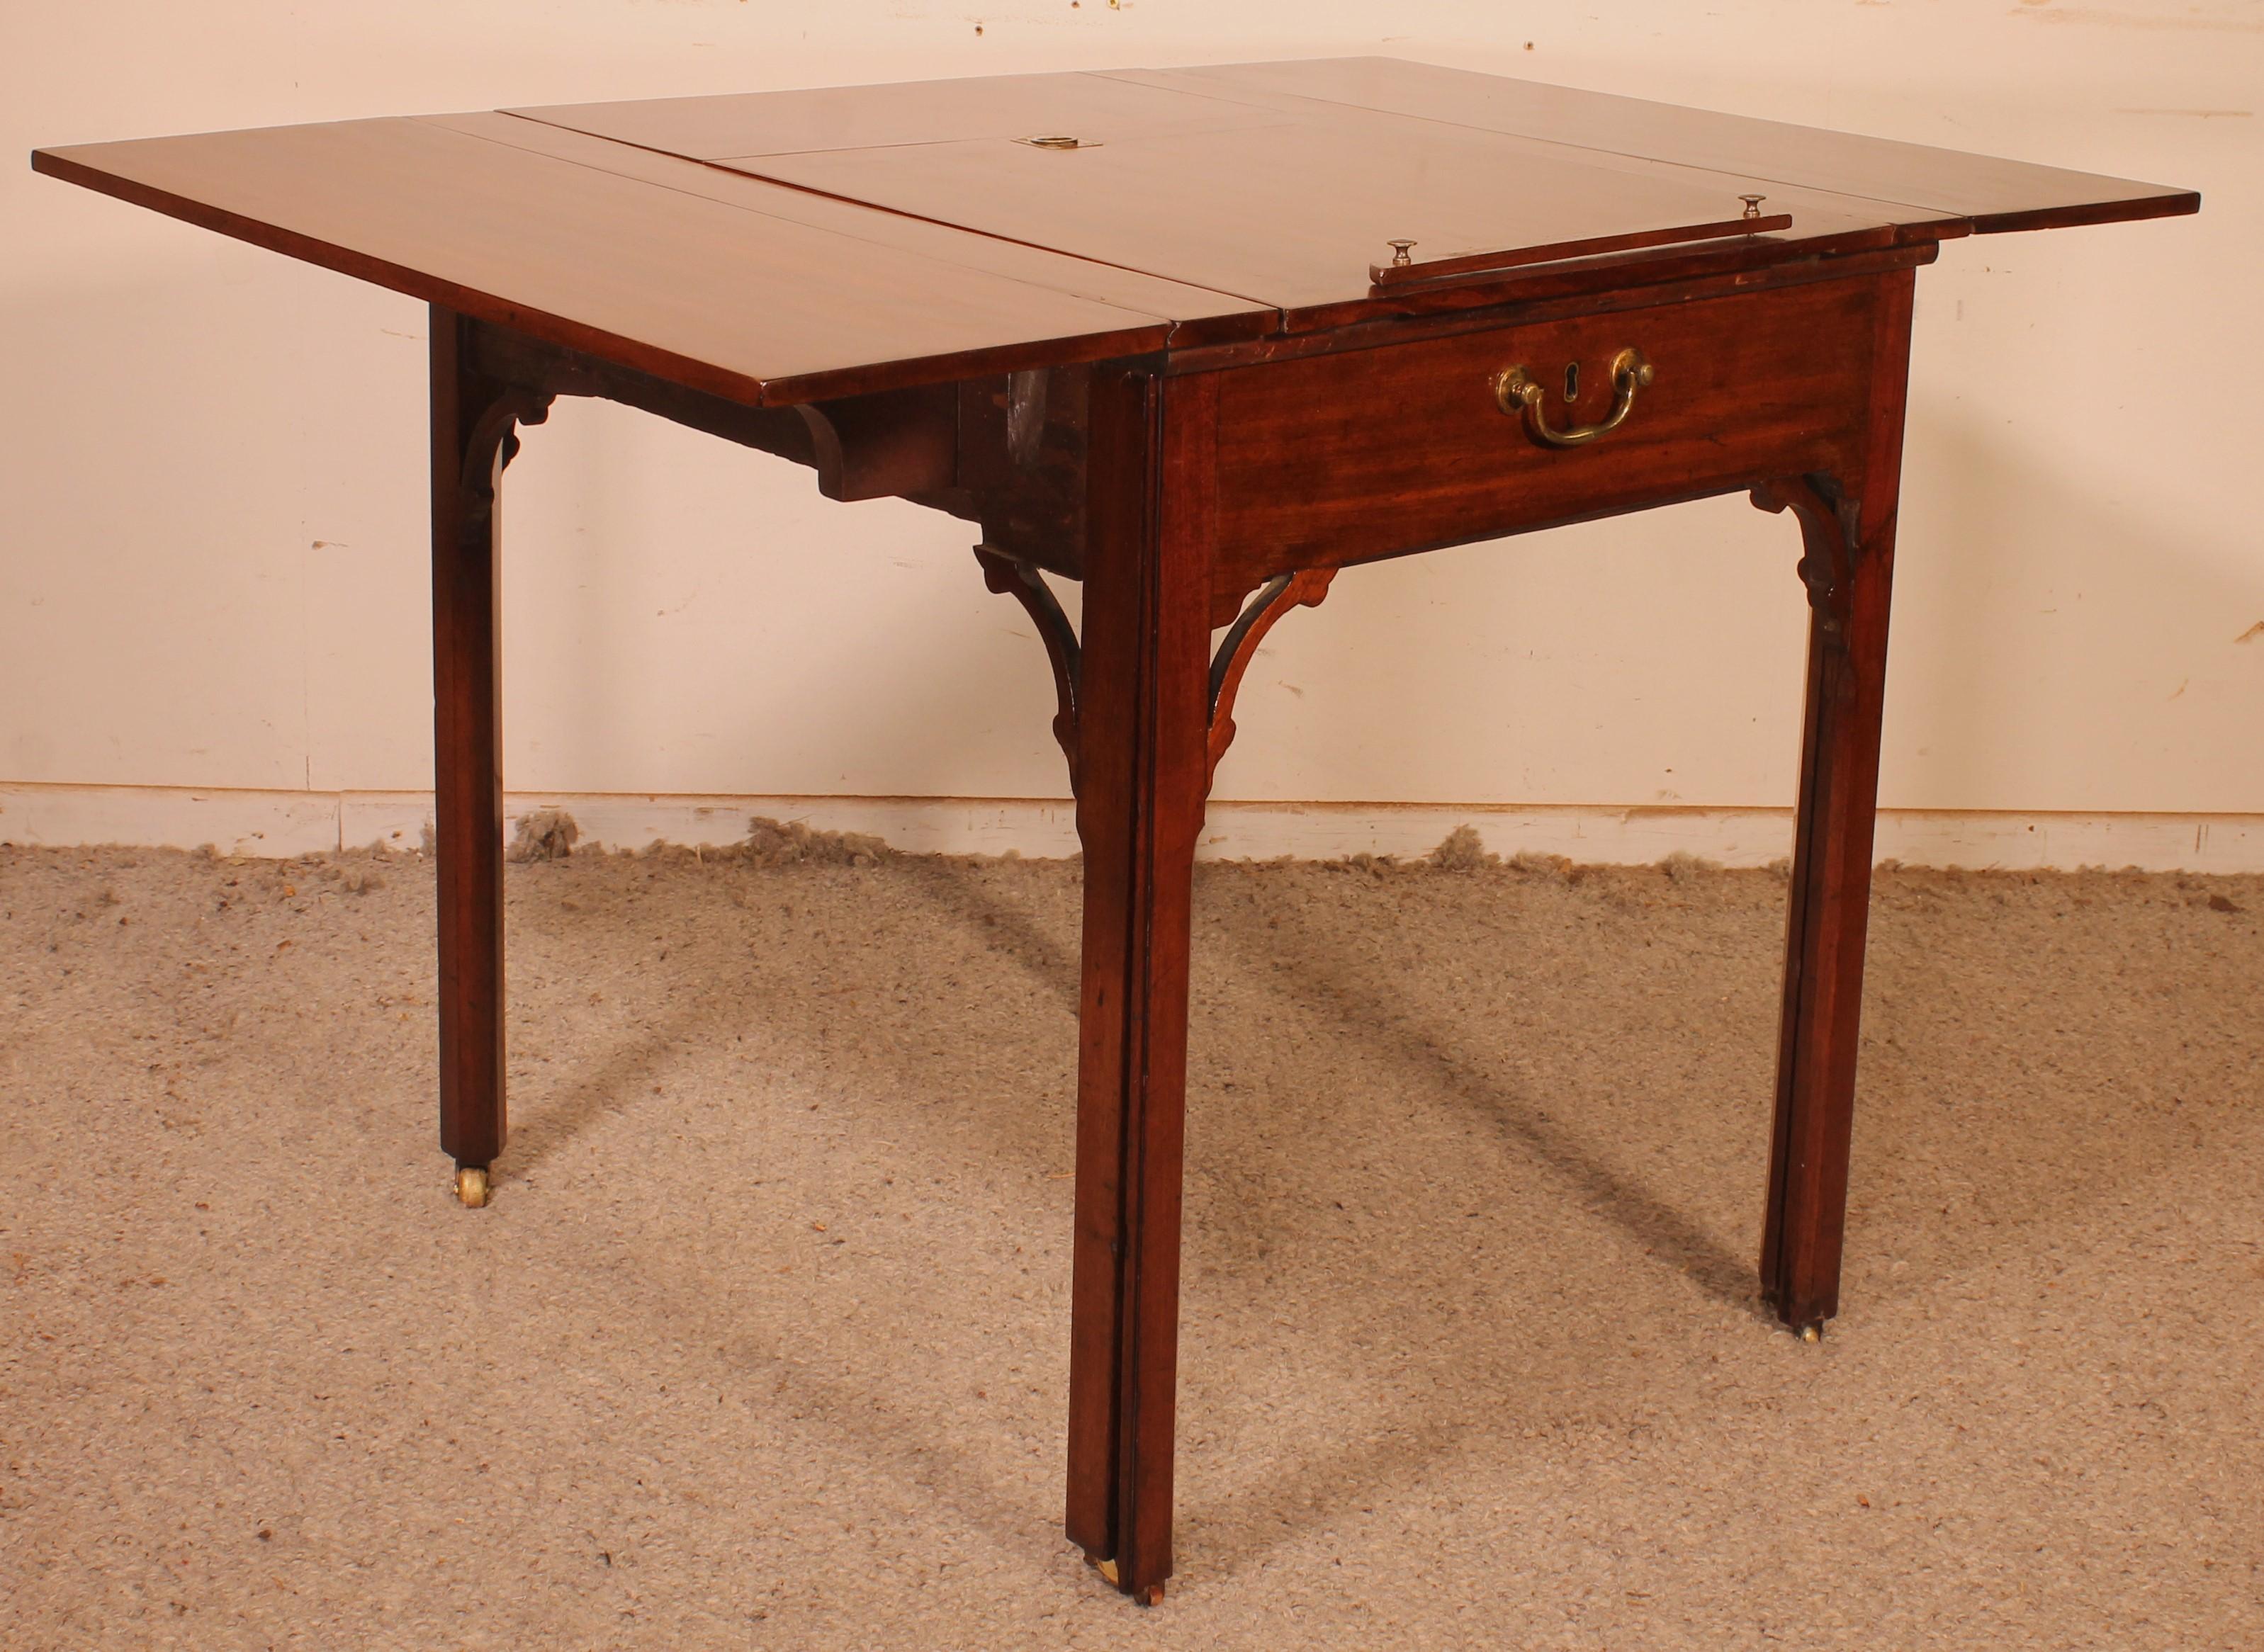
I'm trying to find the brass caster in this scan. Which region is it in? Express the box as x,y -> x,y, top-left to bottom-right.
1084,1553 -> 1164,1605
455,1165 -> 490,1208
1799,1321 -> 1823,1344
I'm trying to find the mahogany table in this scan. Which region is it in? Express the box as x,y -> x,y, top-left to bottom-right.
34,57 -> 2197,1603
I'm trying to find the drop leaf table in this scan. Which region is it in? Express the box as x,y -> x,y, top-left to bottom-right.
33,57 -> 2197,1604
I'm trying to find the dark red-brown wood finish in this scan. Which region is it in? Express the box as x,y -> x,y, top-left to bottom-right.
1751,266 -> 1917,1337
1061,366 -> 1213,1605
32,58 -> 2198,1605
429,311 -> 553,1206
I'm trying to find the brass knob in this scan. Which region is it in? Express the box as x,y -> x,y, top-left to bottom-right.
1386,238 -> 1417,267
1740,193 -> 1767,220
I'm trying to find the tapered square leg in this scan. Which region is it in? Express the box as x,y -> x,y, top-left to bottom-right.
1062,367 -> 1216,1604
429,307 -> 547,1206
1756,271 -> 1915,1335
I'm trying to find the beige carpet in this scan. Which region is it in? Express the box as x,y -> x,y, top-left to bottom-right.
2,841 -> 2259,1650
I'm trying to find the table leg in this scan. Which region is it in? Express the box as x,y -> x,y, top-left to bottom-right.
1063,367 -> 1214,1605
1753,271 -> 1915,1336
429,307 -> 548,1210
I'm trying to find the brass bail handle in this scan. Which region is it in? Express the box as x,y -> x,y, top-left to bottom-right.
1494,346 -> 1655,447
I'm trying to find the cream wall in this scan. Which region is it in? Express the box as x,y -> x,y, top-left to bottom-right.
3,1 -> 2259,859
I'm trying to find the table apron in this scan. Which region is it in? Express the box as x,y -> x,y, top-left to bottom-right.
1203,269 -> 1890,605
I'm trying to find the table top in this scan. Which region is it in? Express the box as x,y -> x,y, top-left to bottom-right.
34,57 -> 2195,407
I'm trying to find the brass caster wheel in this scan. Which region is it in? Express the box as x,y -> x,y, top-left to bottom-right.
1084,1553 -> 1164,1606
1799,1321 -> 1823,1344
455,1165 -> 490,1208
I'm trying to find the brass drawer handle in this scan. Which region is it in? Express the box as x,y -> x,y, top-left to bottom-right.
1495,347 -> 1655,447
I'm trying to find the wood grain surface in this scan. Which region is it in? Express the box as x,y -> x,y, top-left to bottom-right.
37,58 -> 2195,393
703,111 -> 1905,322
30,116 -> 1252,407
1156,57 -> 2200,234
1207,271 -> 1885,591
511,69 -> 1290,161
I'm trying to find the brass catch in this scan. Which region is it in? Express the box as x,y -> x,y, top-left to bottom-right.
1370,214 -> 1791,288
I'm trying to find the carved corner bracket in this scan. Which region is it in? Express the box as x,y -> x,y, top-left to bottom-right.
975,545 -> 1083,789
972,548 -> 1336,799
458,385 -> 557,516
1205,567 -> 1336,787
1750,475 -> 1859,635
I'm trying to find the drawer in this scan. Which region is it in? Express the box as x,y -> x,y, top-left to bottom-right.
1207,272 -> 1888,601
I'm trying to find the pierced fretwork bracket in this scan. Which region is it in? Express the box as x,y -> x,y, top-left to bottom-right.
1205,567 -> 1336,788
975,545 -> 1083,789
1751,474 -> 1860,637
972,548 -> 1336,799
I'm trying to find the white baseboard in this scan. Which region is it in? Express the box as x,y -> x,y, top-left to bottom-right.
2,783 -> 2260,872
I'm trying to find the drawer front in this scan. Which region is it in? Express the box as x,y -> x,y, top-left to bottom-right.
1208,273 -> 1886,598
